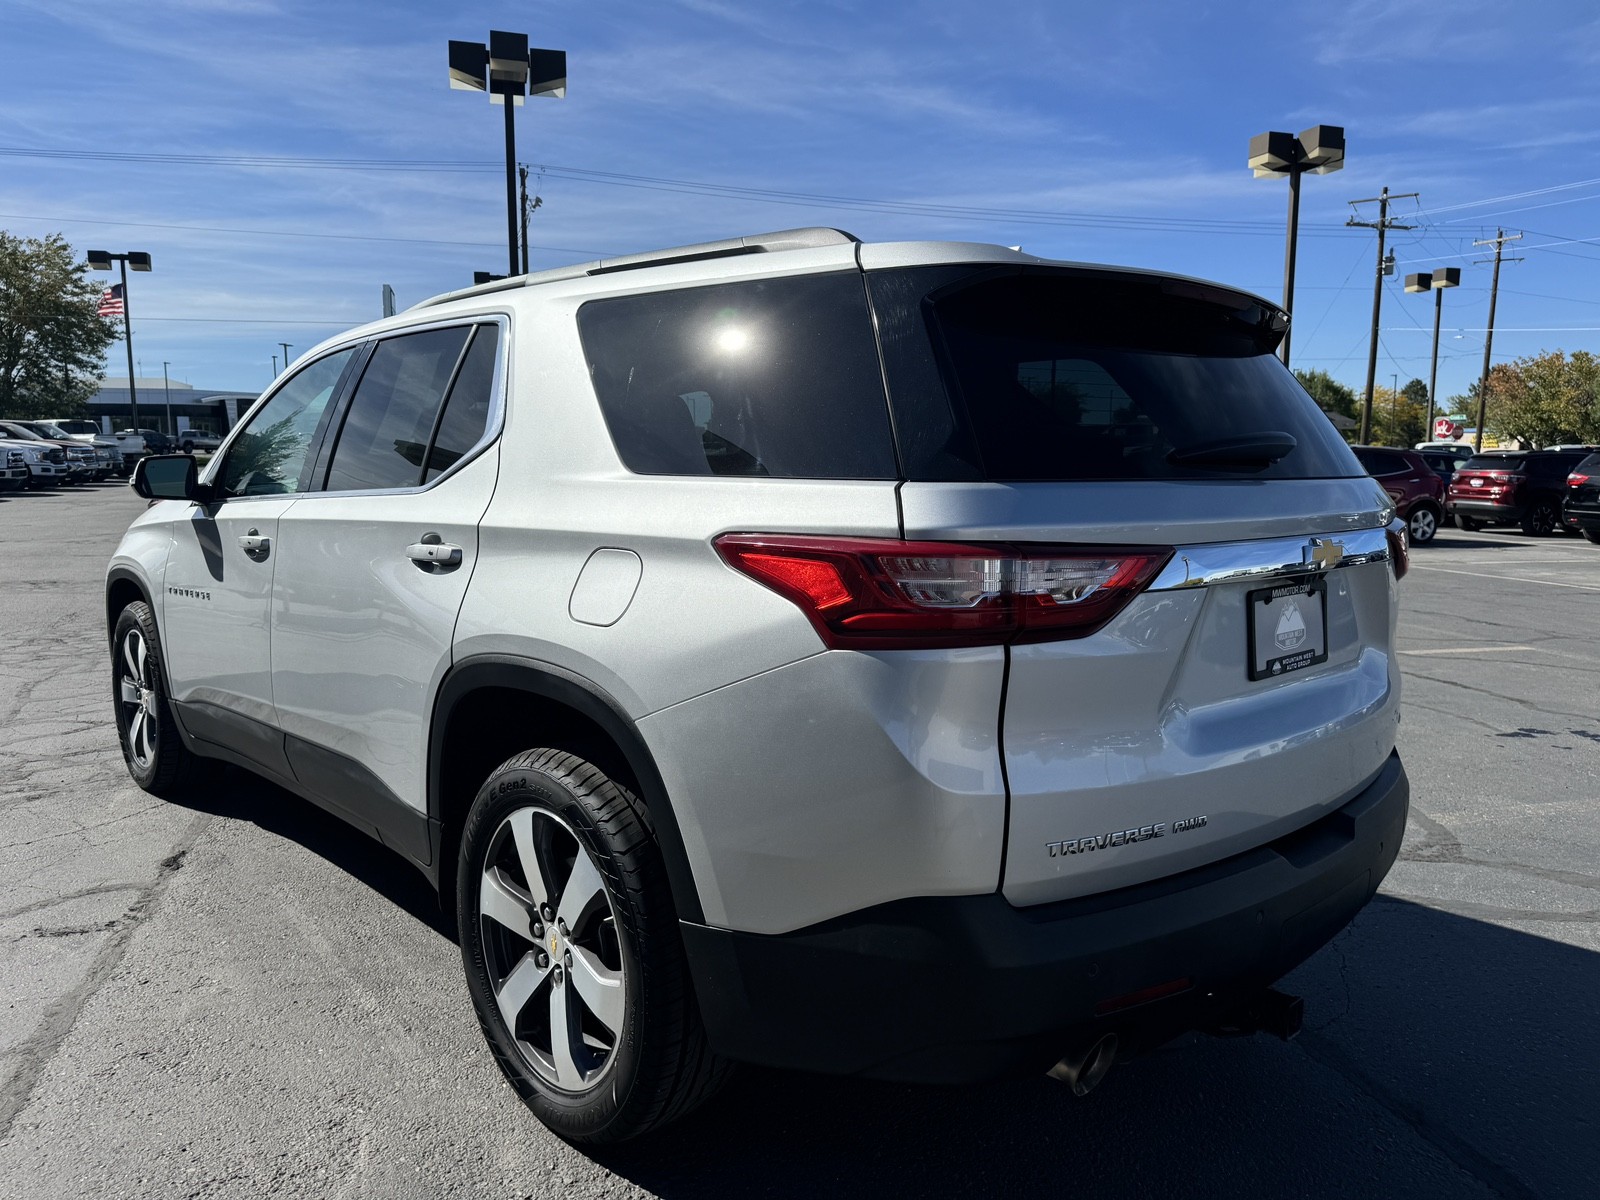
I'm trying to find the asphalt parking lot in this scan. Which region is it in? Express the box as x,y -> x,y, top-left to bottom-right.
1,483 -> 1596,1199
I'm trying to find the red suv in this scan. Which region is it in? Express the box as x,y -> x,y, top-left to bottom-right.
1447,449 -> 1592,535
1353,446 -> 1445,543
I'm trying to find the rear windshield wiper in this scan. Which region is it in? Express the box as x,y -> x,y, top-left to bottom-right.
1166,433 -> 1297,469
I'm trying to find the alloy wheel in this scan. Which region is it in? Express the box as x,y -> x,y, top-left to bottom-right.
116,628 -> 158,772
1408,507 -> 1437,543
478,807 -> 626,1093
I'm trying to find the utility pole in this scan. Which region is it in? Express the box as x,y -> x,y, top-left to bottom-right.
518,165 -> 530,275
1347,187 -> 1418,443
1471,229 -> 1523,452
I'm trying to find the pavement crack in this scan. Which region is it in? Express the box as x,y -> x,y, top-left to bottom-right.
0,811 -> 212,1142
1297,1030 -> 1544,1200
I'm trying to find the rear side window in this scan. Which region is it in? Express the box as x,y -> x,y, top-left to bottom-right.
423,326 -> 500,483
1354,448 -> 1407,476
871,266 -> 1361,482
578,272 -> 897,479
324,326 -> 472,492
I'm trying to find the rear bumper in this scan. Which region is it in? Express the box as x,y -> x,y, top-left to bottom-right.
682,750 -> 1408,1082
1447,498 -> 1526,522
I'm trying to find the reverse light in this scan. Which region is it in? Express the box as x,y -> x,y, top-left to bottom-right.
715,534 -> 1172,650
1570,473 -> 1591,487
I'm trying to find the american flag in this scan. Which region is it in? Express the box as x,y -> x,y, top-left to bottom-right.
97,284 -> 124,318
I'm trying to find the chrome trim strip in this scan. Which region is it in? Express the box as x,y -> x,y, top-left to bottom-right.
1148,526 -> 1390,591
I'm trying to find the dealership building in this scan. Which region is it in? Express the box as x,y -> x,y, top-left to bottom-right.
85,377 -> 259,436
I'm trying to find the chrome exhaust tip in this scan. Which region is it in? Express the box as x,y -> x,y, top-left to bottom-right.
1047,1033 -> 1119,1096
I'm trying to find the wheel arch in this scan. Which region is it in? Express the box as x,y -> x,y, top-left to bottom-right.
429,655 -> 705,925
106,567 -> 154,649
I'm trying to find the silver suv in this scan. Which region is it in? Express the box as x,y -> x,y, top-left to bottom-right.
107,228 -> 1410,1144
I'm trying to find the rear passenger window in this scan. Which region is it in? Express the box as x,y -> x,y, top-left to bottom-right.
424,326 -> 499,483
324,327 -> 471,492
577,273 -> 897,479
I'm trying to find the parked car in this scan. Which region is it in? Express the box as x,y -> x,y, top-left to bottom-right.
1447,448 -> 1593,534
1412,440 -> 1477,456
0,435 -> 69,487
177,428 -> 224,453
0,445 -> 32,491
1352,446 -> 1446,543
0,420 -> 92,483
53,419 -> 145,472
17,420 -> 119,480
1416,448 -> 1472,488
108,228 -> 1410,1144
118,427 -> 175,455
1561,452 -> 1600,543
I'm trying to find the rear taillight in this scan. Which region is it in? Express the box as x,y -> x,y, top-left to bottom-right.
1570,473 -> 1591,487
1386,518 -> 1410,581
714,534 -> 1173,650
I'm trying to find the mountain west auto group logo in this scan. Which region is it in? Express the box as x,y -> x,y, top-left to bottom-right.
1274,600 -> 1308,651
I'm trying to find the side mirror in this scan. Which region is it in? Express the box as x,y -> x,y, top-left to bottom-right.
130,453 -> 206,501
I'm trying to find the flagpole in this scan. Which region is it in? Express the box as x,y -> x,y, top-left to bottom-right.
119,261 -> 141,430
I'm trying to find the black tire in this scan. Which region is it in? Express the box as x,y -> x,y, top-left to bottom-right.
111,602 -> 212,797
1406,504 -> 1440,544
1519,501 -> 1558,536
1455,514 -> 1482,532
457,749 -> 730,1144
1583,529 -> 1600,545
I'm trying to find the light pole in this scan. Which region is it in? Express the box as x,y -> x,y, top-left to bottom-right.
449,31 -> 566,277
279,342 -> 293,371
86,250 -> 152,429
1404,267 -> 1462,435
162,361 -> 173,437
272,354 -> 278,378
1248,125 -> 1345,369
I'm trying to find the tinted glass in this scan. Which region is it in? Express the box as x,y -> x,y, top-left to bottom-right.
1463,455 -> 1526,471
1353,448 -> 1406,476
324,327 -> 471,492
578,272 -> 896,479
892,268 -> 1359,481
221,349 -> 355,497
423,326 -> 499,483
1577,454 -> 1600,474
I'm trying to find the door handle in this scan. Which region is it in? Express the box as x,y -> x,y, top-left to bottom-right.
238,529 -> 270,556
406,533 -> 463,569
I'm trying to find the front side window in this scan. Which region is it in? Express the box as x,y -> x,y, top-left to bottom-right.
578,273 -> 897,479
220,349 -> 355,497
323,326 -> 472,492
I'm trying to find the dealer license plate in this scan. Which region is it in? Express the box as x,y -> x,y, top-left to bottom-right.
1247,578 -> 1329,681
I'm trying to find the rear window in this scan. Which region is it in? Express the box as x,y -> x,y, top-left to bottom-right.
578,272 -> 896,479
1462,455 -> 1526,472
872,266 -> 1361,482
1576,454 -> 1600,474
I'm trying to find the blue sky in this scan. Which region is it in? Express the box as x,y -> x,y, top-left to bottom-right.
3,0 -> 1599,407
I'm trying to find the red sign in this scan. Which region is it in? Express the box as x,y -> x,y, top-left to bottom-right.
1433,418 -> 1461,440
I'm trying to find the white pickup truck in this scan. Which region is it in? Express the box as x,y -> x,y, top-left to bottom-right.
46,419 -> 143,474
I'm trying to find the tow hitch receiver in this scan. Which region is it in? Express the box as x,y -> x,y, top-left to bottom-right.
1205,988 -> 1304,1042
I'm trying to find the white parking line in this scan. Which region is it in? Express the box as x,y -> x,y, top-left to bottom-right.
1397,645 -> 1535,656
1409,564 -> 1600,591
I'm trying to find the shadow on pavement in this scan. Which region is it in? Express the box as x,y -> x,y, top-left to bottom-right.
156,773 -> 1598,1198
591,897 -> 1595,1200
168,765 -> 454,940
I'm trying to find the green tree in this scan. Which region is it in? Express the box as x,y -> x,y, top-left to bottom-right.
1369,377 -> 1429,446
1293,368 -> 1359,439
0,231 -> 117,419
1483,350 -> 1600,447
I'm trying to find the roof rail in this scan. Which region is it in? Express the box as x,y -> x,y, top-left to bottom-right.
587,227 -> 857,275
410,227 -> 858,310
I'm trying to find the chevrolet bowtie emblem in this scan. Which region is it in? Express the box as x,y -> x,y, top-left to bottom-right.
1305,538 -> 1345,570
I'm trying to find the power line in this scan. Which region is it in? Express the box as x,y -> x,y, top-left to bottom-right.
0,210 -> 607,256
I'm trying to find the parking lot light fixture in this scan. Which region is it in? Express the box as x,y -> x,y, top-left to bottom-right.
1248,125 -> 1345,369
449,31 -> 567,277
1406,267 -> 1462,432
85,250 -> 152,429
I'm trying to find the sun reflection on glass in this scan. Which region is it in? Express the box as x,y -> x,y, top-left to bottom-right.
713,326 -> 750,354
